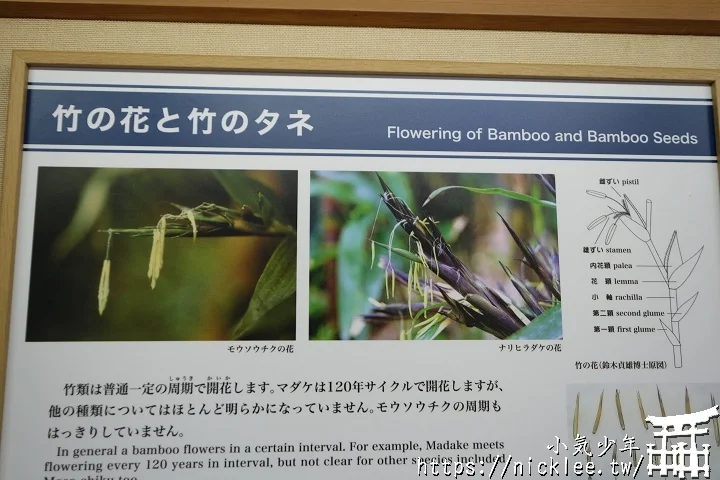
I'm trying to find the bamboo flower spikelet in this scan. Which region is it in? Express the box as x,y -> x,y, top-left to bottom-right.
97,259 -> 111,315
97,230 -> 113,315
148,216 -> 167,290
94,191 -> 296,319
359,173 -> 561,341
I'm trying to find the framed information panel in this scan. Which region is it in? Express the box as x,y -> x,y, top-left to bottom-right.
1,51 -> 720,479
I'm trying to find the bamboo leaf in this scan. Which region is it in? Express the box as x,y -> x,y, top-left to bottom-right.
412,302 -> 448,321
309,173 -> 377,205
309,286 -> 329,318
673,292 -> 699,323
668,246 -> 703,291
230,236 -> 297,339
257,192 -> 274,226
213,170 -> 286,223
238,294 -> 296,340
372,242 -> 423,263
52,168 -> 134,260
506,304 -> 562,340
337,215 -> 379,340
414,315 -> 452,340
423,186 -> 556,209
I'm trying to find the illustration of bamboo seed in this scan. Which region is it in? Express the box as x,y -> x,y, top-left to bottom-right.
685,387 -> 691,414
592,390 -> 603,434
632,447 -> 637,467
657,385 -> 666,416
615,390 -> 625,430
652,386 -> 666,467
711,394 -> 720,447
637,391 -> 648,430
612,443 -> 617,464
573,393 -> 580,439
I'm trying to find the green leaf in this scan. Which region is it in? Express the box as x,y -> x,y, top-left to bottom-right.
413,315 -> 452,340
310,172 -> 378,206
52,168 -> 136,260
530,183 -> 546,238
230,236 -> 297,339
313,323 -> 337,340
423,186 -> 557,209
309,245 -> 337,271
336,215 -> 371,339
506,303 -> 562,340
309,286 -> 329,318
371,241 -> 423,263
361,267 -> 387,340
213,170 -> 285,223
411,302 -> 447,321
238,294 -> 296,340
257,192 -> 274,226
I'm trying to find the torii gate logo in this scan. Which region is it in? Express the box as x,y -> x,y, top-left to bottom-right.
646,405 -> 719,478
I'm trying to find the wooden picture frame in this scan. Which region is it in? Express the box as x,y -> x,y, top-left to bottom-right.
1,50 -> 719,439
2,0 -> 720,36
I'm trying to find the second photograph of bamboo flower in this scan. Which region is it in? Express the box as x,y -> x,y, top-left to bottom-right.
309,171 -> 561,341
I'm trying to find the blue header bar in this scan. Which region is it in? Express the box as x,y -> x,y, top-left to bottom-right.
24,88 -> 717,157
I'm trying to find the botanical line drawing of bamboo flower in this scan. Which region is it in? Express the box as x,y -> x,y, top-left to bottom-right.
586,189 -> 703,368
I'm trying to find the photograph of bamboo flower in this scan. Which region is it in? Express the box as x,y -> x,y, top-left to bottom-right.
586,189 -> 704,368
26,166 -> 298,342
309,171 -> 561,341
567,384 -> 720,479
